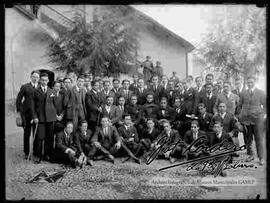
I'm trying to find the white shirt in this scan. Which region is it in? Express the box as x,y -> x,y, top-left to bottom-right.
92,89 -> 97,94
207,92 -> 213,99
41,86 -> 47,93
31,82 -> 37,89
197,86 -> 202,92
202,112 -> 206,119
193,131 -> 198,140
75,85 -> 80,92
219,112 -> 226,119
217,131 -> 222,139
105,105 -> 111,113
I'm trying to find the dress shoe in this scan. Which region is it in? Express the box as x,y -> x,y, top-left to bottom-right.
169,157 -> 177,164
87,159 -> 94,166
245,155 -> 254,162
135,158 -> 141,164
258,159 -> 265,166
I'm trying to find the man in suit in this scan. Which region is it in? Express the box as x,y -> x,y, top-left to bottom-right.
214,79 -> 224,95
164,79 -> 175,107
85,80 -> 102,132
183,78 -> 196,116
100,80 -> 115,105
32,73 -> 57,162
129,74 -> 139,92
140,92 -> 159,123
183,120 -> 208,160
154,61 -> 163,81
156,97 -> 176,125
148,75 -> 165,104
142,56 -> 154,84
207,120 -> 234,177
238,76 -> 266,165
90,117 -> 122,163
134,78 -> 148,105
111,78 -> 121,95
232,77 -> 245,97
160,75 -> 169,91
115,96 -> 127,128
75,120 -> 94,166
214,81 -> 240,115
53,81 -> 66,134
65,76 -> 87,131
172,82 -> 185,105
172,97 -> 186,138
194,76 -> 204,114
101,95 -> 119,126
197,103 -> 213,133
55,122 -> 83,168
170,71 -> 180,85
205,73 -> 214,84
118,114 -> 141,164
198,83 -> 217,114
125,95 -> 142,128
16,70 -> 40,159
150,120 -> 182,163
119,79 -> 133,105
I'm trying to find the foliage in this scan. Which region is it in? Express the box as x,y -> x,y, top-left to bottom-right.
47,6 -> 139,76
192,6 -> 266,81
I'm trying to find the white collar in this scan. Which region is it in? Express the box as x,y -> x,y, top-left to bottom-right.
92,89 -> 97,94
75,85 -> 80,92
217,131 -> 222,139
248,87 -> 255,92
219,112 -> 226,118
125,125 -> 130,130
31,82 -> 37,88
202,112 -> 206,118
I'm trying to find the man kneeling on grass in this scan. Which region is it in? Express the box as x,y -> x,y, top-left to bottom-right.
55,122 -> 85,168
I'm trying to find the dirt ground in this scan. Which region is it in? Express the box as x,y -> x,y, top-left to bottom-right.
5,115 -> 267,200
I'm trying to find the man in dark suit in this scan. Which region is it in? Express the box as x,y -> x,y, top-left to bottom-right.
115,96 -> 127,128
101,95 -> 120,126
133,78 -> 148,105
151,120 -> 182,163
163,79 -> 175,107
238,76 -> 266,165
197,103 -> 213,133
194,76 -> 204,114
75,120 -> 94,166
100,80 -> 115,105
129,74 -> 139,92
118,79 -> 134,105
156,97 -> 176,125
111,78 -> 121,95
118,114 -> 141,164
198,83 -> 217,114
85,80 -> 102,132
16,70 -> 40,159
32,73 -> 57,162
140,92 -> 159,123
183,120 -> 208,160
142,56 -> 154,84
125,95 -> 141,127
232,77 -> 245,97
171,82 -> 185,106
148,75 -> 165,104
90,117 -> 122,163
172,97 -> 186,138
207,121 -> 234,176
53,81 -> 66,134
55,122 -> 83,168
183,78 -> 196,116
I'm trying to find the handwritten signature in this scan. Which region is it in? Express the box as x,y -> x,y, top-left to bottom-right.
146,136 -> 247,176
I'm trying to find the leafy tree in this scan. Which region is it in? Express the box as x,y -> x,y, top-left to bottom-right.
192,6 -> 266,82
47,6 -> 139,76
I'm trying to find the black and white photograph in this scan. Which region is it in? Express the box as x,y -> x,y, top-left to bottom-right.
5,4 -> 267,200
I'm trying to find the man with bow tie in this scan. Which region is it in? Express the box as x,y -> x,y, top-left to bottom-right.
238,76 -> 266,165
32,72 -> 57,163
16,70 -> 40,159
55,122 -> 83,168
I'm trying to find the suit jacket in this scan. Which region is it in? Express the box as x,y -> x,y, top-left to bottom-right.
92,126 -> 121,149
184,130 -> 207,146
140,102 -> 158,121
155,106 -> 176,123
53,91 -> 66,116
164,88 -> 175,107
198,112 -> 213,132
153,129 -> 180,146
207,131 -> 233,147
65,86 -> 87,119
198,92 -> 217,114
55,130 -> 80,153
183,87 -> 196,115
85,89 -> 102,122
214,92 -> 239,115
16,82 -> 36,117
101,105 -> 120,125
75,129 -> 93,153
239,88 -> 266,124
141,128 -> 160,142
129,83 -> 138,92
148,84 -> 165,104
173,104 -> 186,122
99,89 -> 116,105
32,86 -> 57,122
118,125 -> 139,144
118,88 -> 134,105
134,87 -> 148,105
125,104 -> 142,124
210,112 -> 236,133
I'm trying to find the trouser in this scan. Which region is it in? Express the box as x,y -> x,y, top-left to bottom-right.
54,148 -> 79,167
33,122 -> 54,159
73,107 -> 85,132
243,122 -> 264,159
21,112 -> 36,156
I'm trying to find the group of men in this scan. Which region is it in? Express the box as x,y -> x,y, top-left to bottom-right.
16,68 -> 266,176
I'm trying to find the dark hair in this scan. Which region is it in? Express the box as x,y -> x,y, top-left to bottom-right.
204,82 -> 213,87
112,78 -> 120,83
40,72 -> 49,78
151,75 -> 159,80
91,80 -> 99,86
106,95 -> 114,100
195,76 -> 203,82
131,94 -> 138,99
206,73 -> 214,79
79,119 -> 88,126
146,92 -> 154,97
53,81 -> 61,86
122,113 -> 131,120
31,70 -> 40,76
214,120 -> 223,127
77,75 -> 85,80
122,79 -> 130,85
187,75 -> 193,81
191,120 -> 199,127
198,103 -> 206,108
63,77 -> 72,82
103,80 -> 110,85
118,95 -> 125,100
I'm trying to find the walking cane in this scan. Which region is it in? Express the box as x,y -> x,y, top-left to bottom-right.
27,122 -> 38,161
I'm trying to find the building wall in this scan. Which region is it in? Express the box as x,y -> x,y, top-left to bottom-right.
5,8 -> 55,103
